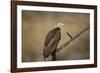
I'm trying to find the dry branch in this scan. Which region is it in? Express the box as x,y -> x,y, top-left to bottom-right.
57,27 -> 89,53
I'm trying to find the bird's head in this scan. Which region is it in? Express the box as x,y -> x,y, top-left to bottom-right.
57,23 -> 64,28
52,22 -> 64,29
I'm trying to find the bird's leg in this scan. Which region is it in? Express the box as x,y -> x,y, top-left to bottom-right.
44,56 -> 48,61
44,56 -> 47,61
66,32 -> 72,39
51,51 -> 56,61
44,56 -> 46,61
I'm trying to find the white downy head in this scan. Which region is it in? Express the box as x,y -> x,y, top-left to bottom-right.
52,22 -> 64,29
57,23 -> 64,28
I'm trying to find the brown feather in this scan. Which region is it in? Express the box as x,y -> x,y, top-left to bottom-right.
43,27 -> 61,58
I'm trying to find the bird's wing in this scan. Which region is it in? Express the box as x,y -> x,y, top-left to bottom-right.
44,30 -> 61,56
47,30 -> 61,49
44,29 -> 56,46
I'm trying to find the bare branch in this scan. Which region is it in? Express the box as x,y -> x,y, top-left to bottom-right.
57,27 -> 89,53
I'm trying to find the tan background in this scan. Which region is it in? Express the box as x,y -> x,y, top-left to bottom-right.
22,10 -> 90,62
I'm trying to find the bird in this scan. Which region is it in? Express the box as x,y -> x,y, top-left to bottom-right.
43,23 -> 64,61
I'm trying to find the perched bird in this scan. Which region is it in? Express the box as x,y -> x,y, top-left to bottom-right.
43,23 -> 64,61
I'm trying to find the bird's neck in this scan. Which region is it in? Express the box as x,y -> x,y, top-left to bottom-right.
52,26 -> 60,29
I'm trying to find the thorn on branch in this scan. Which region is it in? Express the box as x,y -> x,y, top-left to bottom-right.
66,32 -> 72,39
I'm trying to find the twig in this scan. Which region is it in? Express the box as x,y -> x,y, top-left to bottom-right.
56,27 -> 89,53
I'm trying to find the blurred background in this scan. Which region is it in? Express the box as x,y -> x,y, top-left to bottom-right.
22,10 -> 90,62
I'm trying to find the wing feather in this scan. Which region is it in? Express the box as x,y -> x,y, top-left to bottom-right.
44,28 -> 56,46
44,28 -> 61,57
